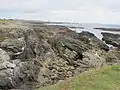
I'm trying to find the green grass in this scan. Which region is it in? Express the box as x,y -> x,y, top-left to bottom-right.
36,65 -> 120,90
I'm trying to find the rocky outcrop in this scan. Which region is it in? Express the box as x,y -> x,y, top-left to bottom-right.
0,38 -> 25,60
78,31 -> 109,51
0,20 -> 120,89
0,48 -> 39,90
58,31 -> 109,51
0,48 -> 16,89
36,31 -> 110,86
0,28 -> 41,89
105,48 -> 120,64
101,32 -> 120,48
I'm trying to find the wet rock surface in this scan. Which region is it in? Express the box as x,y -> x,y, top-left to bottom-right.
102,32 -> 120,48
0,20 -> 120,90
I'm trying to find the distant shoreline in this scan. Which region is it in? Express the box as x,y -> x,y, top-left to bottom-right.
94,27 -> 120,32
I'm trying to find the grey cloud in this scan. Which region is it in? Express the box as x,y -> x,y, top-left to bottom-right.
1,0 -> 120,12
0,0 -> 120,24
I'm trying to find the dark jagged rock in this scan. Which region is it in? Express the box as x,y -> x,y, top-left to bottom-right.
101,32 -> 120,48
78,31 -> 109,51
58,31 -> 109,51
48,35 -> 91,66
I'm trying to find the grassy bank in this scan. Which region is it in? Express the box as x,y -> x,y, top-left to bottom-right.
36,65 -> 120,90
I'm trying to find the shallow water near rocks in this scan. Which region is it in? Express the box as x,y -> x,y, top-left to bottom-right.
47,23 -> 120,40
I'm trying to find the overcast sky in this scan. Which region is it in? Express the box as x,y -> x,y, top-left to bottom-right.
0,0 -> 120,24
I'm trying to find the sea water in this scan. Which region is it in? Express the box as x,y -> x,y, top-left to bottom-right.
47,23 -> 120,40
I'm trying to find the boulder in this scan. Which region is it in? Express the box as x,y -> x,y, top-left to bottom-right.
0,38 -> 25,60
0,48 -> 39,89
82,49 -> 106,68
0,48 -> 16,89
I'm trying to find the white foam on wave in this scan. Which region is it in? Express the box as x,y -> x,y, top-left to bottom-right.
46,23 -> 120,40
70,27 -> 103,40
70,26 -> 120,40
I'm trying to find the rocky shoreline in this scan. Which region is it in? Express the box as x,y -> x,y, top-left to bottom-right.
0,20 -> 120,90
94,27 -> 120,32
102,32 -> 120,48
